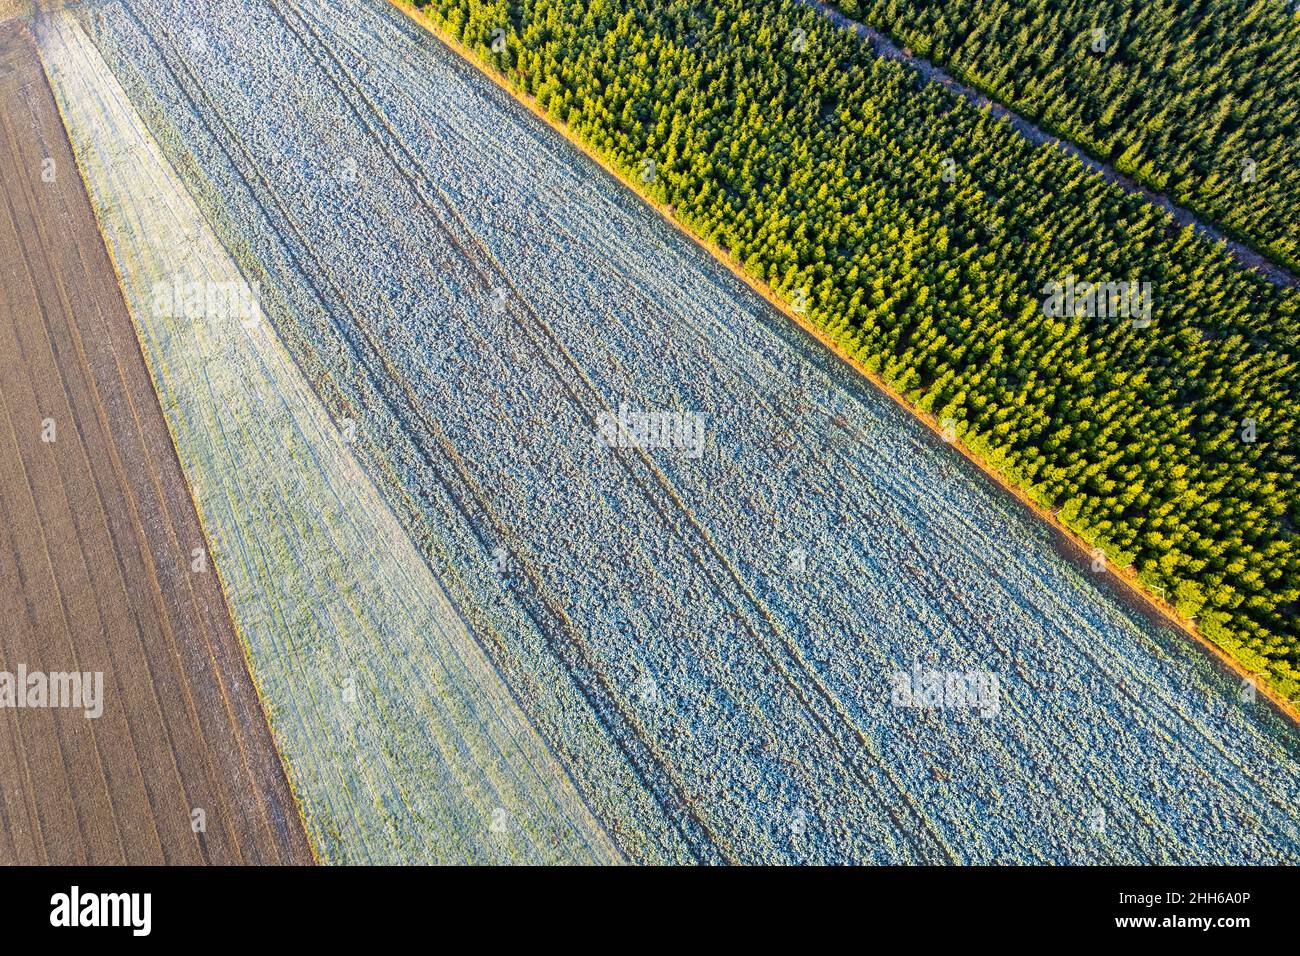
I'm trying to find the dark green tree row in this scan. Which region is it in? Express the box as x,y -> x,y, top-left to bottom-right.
831,0 -> 1300,272
420,0 -> 1300,700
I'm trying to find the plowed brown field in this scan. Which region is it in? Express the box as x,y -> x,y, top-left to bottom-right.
0,20 -> 311,864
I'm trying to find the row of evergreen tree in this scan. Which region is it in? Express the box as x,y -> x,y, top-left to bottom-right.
420,0 -> 1300,700
834,0 -> 1300,271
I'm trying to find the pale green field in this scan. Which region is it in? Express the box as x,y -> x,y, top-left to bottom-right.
38,11 -> 617,864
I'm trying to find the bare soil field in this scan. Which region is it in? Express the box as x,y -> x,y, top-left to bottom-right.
0,21 -> 311,864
